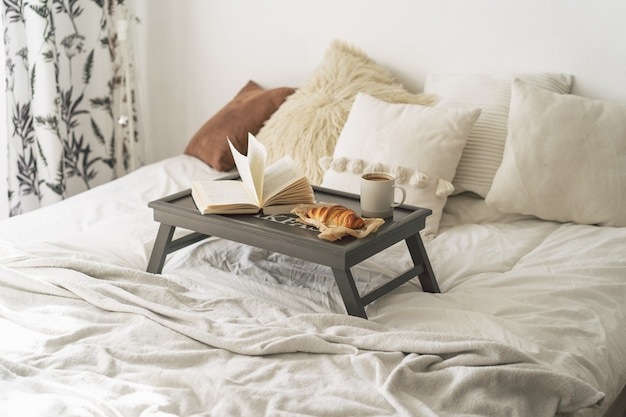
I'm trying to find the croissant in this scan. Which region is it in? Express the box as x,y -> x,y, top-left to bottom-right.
306,205 -> 365,229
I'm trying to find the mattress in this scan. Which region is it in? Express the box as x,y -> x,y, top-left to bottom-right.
1,155 -> 625,417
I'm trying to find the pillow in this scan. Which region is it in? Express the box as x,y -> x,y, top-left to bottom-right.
255,39 -> 436,185
485,79 -> 626,227
320,93 -> 481,239
424,73 -> 573,197
184,80 -> 295,171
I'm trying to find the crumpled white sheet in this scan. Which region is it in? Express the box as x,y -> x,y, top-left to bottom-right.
1,155 -> 625,417
0,250 -> 604,417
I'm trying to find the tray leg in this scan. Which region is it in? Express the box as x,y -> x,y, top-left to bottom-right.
405,234 -> 440,293
331,268 -> 367,319
147,223 -> 175,274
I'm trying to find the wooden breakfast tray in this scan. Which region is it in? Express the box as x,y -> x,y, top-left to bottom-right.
147,185 -> 439,319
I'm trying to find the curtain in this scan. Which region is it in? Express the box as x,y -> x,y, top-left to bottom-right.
2,0 -> 143,216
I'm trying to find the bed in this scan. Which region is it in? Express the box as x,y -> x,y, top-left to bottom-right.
1,40 -> 625,417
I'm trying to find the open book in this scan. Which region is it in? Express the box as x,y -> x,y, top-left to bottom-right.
191,133 -> 315,215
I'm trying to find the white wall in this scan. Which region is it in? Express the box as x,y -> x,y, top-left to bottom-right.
2,0 -> 622,219
135,0 -> 626,163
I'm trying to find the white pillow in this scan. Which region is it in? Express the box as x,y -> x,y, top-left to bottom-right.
486,79 -> 626,227
320,93 -> 480,239
424,73 -> 573,198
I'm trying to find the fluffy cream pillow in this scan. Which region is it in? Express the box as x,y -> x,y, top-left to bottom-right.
486,79 -> 626,226
424,73 -> 573,198
256,40 -> 436,185
320,93 -> 481,239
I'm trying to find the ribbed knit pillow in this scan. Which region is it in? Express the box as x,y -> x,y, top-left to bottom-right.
424,73 -> 573,197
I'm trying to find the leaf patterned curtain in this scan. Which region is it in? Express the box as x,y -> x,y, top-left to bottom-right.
2,0 -> 143,216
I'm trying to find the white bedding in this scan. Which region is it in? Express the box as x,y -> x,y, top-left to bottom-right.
1,155 -> 625,417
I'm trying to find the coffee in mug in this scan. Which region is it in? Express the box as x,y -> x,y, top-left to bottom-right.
360,172 -> 406,218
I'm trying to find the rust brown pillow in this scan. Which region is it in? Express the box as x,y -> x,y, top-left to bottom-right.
184,80 -> 295,171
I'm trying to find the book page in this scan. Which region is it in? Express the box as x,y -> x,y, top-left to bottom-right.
262,156 -> 307,205
264,178 -> 314,206
228,133 -> 267,206
191,180 -> 258,214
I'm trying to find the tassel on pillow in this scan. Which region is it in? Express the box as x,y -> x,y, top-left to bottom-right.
410,171 -> 430,188
364,162 -> 385,174
330,157 -> 348,172
318,156 -> 333,171
435,178 -> 455,198
347,158 -> 364,174
391,166 -> 407,184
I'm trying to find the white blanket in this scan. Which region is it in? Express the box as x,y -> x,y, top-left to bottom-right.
1,155 -> 624,417
0,250 -> 604,417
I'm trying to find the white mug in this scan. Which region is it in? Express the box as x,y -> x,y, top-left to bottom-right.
360,172 -> 406,218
